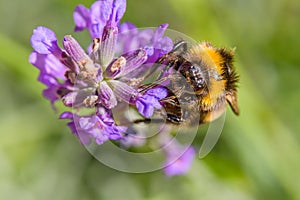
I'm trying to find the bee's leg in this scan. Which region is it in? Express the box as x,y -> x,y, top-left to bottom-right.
166,114 -> 184,124
119,118 -> 165,126
160,92 -> 192,107
133,118 -> 165,124
137,76 -> 170,93
160,96 -> 180,106
132,116 -> 183,125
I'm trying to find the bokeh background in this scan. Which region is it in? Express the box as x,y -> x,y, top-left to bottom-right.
1,0 -> 300,199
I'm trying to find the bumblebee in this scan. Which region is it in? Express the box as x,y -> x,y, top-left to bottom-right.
136,41 -> 239,125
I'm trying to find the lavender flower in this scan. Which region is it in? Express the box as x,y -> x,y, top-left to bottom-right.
29,0 -> 197,177
73,0 -> 126,39
117,22 -> 173,63
60,108 -> 127,145
29,0 -> 170,145
29,28 -> 67,106
164,145 -> 196,177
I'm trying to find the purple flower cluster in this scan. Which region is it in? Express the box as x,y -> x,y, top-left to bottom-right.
164,144 -> 196,177
29,0 -> 195,176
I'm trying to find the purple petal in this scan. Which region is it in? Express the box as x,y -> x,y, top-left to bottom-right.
144,46 -> 154,56
147,24 -> 173,63
156,37 -> 173,52
63,35 -> 98,76
151,36 -> 173,62
73,1 -> 114,38
37,73 -> 58,87
146,87 -> 168,100
29,52 -> 67,80
63,35 -> 89,63
98,81 -> 117,109
30,26 -> 62,55
94,131 -> 109,145
79,115 -> 97,130
118,22 -> 137,33
59,111 -> 73,119
117,24 -> 173,64
60,52 -> 78,73
104,117 -> 127,140
39,73 -> 65,107
108,80 -> 138,103
73,5 -> 90,32
60,109 -> 127,146
108,0 -> 126,26
108,134 -> 122,140
29,52 -> 67,106
136,100 -> 154,118
90,24 -> 103,40
107,126 -> 126,140
135,87 -> 168,118
136,29 -> 154,46
61,91 -> 78,107
42,84 -> 60,105
60,112 -> 92,145
81,112 -> 126,144
164,147 -> 195,177
100,26 -> 118,67
117,28 -> 153,54
105,56 -> 127,78
90,0 -> 113,38
90,0 -> 113,24
115,49 -> 147,78
97,107 -> 114,125
152,24 -> 169,44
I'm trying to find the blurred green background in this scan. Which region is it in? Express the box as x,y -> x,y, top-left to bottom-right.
0,0 -> 300,199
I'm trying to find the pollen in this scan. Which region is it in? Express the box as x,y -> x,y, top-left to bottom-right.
110,56 -> 126,72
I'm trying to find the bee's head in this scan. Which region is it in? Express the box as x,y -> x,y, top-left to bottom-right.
184,42 -> 239,116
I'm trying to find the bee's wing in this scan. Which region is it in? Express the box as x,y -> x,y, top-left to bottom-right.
119,60 -> 167,86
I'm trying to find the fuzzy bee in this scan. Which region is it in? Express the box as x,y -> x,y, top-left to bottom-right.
135,41 -> 239,126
